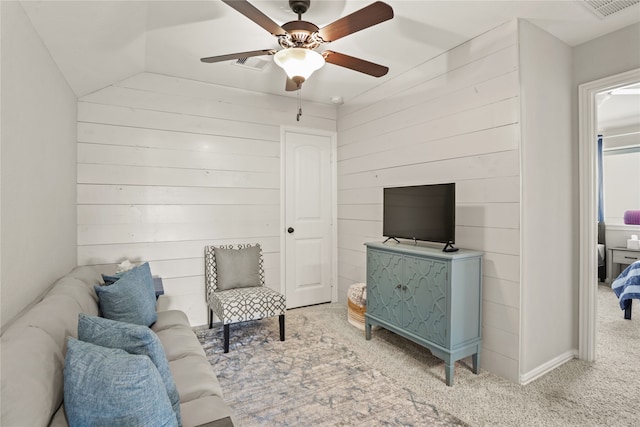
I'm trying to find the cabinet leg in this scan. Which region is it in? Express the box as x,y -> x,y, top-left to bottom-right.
445,362 -> 454,386
472,352 -> 480,375
365,320 -> 371,340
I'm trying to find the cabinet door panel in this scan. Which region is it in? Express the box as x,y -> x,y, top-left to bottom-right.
403,255 -> 448,346
367,249 -> 403,325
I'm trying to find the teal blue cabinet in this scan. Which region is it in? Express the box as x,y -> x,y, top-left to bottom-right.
365,242 -> 483,386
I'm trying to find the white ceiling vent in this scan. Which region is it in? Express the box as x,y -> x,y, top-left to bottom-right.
582,0 -> 640,18
232,57 -> 270,71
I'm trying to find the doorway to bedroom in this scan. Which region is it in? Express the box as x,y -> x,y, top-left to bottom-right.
578,68 -> 640,362
595,82 -> 640,284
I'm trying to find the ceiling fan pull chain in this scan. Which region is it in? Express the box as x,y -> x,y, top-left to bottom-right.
296,89 -> 302,121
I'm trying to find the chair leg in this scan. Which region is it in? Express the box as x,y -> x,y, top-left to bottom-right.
208,309 -> 213,329
223,324 -> 230,353
279,314 -> 285,341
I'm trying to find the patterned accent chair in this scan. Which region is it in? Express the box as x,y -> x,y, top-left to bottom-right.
204,244 -> 286,353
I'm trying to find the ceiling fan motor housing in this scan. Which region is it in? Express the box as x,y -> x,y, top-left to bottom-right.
280,21 -> 321,49
289,0 -> 310,15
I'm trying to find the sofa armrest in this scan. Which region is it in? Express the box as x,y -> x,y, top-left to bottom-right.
180,396 -> 234,427
193,418 -> 233,427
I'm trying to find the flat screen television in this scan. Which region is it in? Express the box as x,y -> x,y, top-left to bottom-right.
383,183 -> 457,252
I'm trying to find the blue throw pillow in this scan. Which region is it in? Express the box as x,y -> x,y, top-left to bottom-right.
101,274 -> 120,285
64,338 -> 178,427
77,314 -> 182,426
95,262 -> 157,326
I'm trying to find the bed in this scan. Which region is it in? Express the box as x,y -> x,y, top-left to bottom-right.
611,260 -> 640,320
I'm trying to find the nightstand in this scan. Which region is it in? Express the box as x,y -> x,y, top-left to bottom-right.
607,247 -> 640,283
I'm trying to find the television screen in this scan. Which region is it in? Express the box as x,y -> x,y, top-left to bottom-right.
383,183 -> 455,244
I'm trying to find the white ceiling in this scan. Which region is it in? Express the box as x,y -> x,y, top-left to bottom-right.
18,0 -> 640,105
597,83 -> 640,131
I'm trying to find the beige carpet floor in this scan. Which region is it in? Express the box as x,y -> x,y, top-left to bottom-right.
198,284 -> 639,426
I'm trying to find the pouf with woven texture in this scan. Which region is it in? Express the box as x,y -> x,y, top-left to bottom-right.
347,283 -> 367,330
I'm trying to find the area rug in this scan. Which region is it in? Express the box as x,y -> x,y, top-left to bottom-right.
196,306 -> 467,426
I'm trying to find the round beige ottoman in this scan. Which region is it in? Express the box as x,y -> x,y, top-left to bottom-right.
347,283 -> 367,330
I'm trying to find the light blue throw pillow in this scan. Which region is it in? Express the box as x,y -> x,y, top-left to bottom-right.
77,314 -> 182,426
95,262 -> 157,326
64,338 -> 178,427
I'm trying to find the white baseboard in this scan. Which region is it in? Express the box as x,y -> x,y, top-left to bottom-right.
519,349 -> 578,385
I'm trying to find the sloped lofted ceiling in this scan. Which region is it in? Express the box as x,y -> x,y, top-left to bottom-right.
19,1 -> 148,97
19,0 -> 640,105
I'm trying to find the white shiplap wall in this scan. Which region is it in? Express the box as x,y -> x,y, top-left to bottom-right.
336,21 -> 521,382
77,73 -> 336,326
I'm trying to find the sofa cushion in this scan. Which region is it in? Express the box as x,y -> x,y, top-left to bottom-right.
46,276 -> 99,316
30,294 -> 85,352
68,265 -> 104,287
169,355 -> 224,403
64,338 -> 178,427
94,262 -> 157,326
0,326 -> 64,427
77,314 -> 182,425
156,326 -> 207,361
152,310 -> 191,333
213,245 -> 261,290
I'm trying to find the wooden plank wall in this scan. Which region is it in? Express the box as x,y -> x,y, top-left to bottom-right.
77,73 -> 336,326
336,21 -> 521,382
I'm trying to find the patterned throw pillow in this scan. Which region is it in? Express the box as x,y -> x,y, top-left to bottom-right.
77,314 -> 182,426
63,338 -> 178,427
95,262 -> 157,326
214,245 -> 261,291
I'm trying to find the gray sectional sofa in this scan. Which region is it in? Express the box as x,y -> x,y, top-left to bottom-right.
0,266 -> 234,426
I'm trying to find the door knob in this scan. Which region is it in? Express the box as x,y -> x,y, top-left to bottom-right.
287,227 -> 295,234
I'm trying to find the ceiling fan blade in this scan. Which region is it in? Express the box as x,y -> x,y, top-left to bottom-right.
201,49 -> 276,63
323,50 -> 388,77
318,1 -> 393,43
222,0 -> 287,36
285,77 -> 300,91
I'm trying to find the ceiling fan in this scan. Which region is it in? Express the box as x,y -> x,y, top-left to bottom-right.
201,0 -> 394,91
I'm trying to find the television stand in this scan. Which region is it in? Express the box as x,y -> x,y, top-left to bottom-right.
443,241 -> 459,252
383,237 -> 400,244
365,242 -> 483,385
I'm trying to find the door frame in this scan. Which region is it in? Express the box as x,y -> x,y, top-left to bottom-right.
280,126 -> 338,305
578,67 -> 640,361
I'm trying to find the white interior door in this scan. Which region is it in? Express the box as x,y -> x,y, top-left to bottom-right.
283,129 -> 333,308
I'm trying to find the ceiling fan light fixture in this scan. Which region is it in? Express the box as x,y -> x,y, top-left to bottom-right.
274,48 -> 325,84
